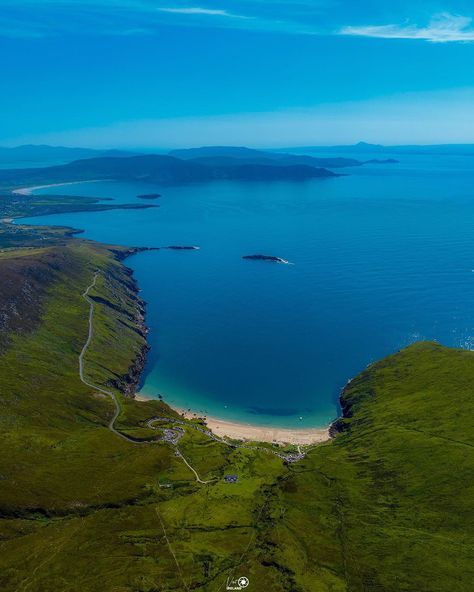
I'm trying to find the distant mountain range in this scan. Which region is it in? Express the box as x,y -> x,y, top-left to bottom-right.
168,146 -> 362,168
10,141 -> 464,189
284,141 -> 474,156
0,144 -> 363,169
0,153 -> 338,189
2,141 -> 474,169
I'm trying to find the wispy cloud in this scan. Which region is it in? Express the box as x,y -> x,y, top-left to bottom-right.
340,12 -> 474,43
3,3 -> 474,42
158,7 -> 249,19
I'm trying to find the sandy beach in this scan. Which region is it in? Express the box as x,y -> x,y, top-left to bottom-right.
202,416 -> 330,445
12,180 -> 102,196
135,394 -> 331,445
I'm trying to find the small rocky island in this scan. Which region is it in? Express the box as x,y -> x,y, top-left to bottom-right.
243,254 -> 290,264
137,193 -> 161,199
166,245 -> 200,250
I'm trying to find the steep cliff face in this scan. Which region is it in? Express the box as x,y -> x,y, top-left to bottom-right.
329,369 -> 376,436
103,262 -> 151,398
74,250 -> 153,399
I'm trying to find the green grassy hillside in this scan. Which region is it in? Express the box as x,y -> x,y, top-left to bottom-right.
0,228 -> 472,591
270,342 -> 474,591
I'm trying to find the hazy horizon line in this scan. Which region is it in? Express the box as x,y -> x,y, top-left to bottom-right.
3,140 -> 474,151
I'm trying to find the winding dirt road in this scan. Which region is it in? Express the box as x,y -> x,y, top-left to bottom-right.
80,271 -> 212,484
79,272 -> 131,442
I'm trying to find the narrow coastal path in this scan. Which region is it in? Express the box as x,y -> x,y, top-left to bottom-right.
79,271 -> 131,443
80,271 -> 211,484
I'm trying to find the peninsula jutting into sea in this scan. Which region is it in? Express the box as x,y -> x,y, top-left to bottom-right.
1,1 -> 474,590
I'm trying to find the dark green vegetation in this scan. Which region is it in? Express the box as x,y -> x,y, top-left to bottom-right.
0,223 -> 472,590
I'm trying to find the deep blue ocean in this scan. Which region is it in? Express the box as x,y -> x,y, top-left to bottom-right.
20,152 -> 474,428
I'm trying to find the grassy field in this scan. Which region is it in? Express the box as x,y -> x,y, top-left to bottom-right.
0,224 -> 472,591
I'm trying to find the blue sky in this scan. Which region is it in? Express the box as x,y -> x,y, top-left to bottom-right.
1,0 -> 474,147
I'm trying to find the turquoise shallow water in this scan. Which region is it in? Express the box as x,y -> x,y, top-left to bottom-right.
20,153 -> 474,428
